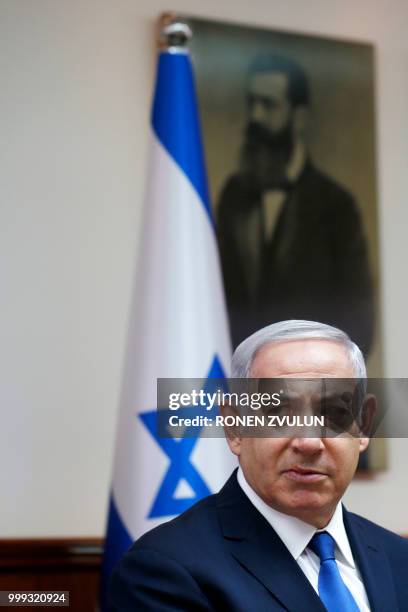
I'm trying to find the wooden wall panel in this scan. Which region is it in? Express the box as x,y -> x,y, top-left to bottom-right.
0,539 -> 103,612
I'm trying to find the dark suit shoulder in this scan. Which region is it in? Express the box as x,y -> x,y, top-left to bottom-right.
347,510 -> 408,552
301,162 -> 357,209
217,172 -> 262,215
109,496 -> 220,611
131,492 -> 219,559
218,172 -> 254,194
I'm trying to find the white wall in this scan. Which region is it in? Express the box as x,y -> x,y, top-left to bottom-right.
1,0 -> 407,537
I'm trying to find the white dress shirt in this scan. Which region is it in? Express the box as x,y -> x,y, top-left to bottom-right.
237,467 -> 370,611
262,140 -> 306,243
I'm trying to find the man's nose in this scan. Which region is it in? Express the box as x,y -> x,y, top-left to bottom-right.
289,437 -> 325,455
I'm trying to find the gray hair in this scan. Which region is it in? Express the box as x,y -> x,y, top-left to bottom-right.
231,320 -> 366,379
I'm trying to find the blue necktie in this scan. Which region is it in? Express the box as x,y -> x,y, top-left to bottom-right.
309,531 -> 360,612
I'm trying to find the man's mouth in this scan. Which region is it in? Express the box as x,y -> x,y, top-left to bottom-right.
282,466 -> 329,483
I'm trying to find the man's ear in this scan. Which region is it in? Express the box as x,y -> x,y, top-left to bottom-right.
220,402 -> 242,457
358,393 -> 377,452
292,106 -> 308,136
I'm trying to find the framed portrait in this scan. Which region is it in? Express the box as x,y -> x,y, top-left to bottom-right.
172,15 -> 384,470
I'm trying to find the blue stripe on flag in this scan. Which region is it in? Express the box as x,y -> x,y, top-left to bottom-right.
207,355 -> 225,378
152,51 -> 212,222
100,495 -> 133,610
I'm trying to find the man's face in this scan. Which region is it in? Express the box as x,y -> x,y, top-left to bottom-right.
227,339 -> 370,528
247,71 -> 292,134
242,71 -> 295,186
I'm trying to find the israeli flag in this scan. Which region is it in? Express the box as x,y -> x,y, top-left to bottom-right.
101,43 -> 235,603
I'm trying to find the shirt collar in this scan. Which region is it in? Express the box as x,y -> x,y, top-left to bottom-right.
322,502 -> 356,568
237,466 -> 355,568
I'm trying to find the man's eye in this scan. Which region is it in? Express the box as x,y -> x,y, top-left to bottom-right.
322,405 -> 355,431
263,405 -> 285,416
260,97 -> 275,110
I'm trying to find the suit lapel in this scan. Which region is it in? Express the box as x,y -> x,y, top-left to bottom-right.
216,472 -> 325,612
343,507 -> 399,612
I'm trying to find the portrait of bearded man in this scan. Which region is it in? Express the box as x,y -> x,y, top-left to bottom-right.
216,53 -> 374,356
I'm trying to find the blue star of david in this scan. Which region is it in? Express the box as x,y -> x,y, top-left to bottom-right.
139,356 -> 227,518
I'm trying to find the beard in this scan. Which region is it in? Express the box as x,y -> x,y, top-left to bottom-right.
240,120 -> 294,189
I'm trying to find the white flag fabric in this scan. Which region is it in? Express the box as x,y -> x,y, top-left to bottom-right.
101,46 -> 236,603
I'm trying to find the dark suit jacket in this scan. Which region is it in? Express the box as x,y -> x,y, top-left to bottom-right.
109,471 -> 408,611
217,162 -> 374,355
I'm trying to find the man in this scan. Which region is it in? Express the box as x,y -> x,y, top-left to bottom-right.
109,320 -> 407,611
217,54 -> 374,355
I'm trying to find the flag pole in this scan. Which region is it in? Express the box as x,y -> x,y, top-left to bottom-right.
157,13 -> 192,50
100,13 -> 235,609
